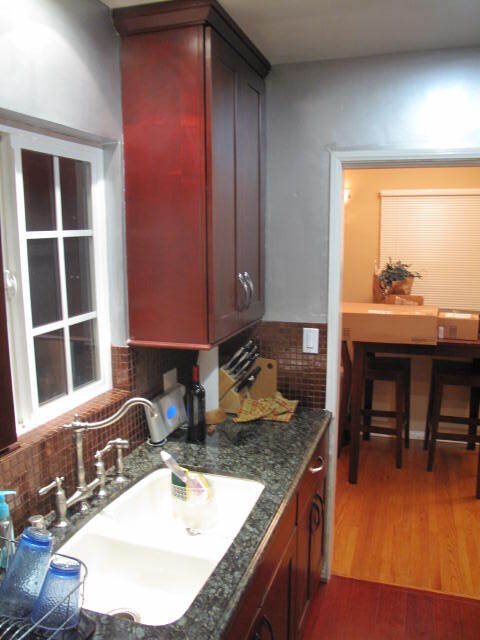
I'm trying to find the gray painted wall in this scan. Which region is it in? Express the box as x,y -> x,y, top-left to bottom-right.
265,48 -> 480,323
0,0 -> 128,343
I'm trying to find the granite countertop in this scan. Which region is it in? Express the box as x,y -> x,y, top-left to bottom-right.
52,408 -> 331,640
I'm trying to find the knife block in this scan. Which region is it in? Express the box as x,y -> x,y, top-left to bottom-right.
219,357 -> 277,414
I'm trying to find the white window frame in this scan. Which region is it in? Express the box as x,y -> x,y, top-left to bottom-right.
0,126 -> 112,434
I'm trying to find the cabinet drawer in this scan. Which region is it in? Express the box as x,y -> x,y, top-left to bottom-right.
297,434 -> 328,519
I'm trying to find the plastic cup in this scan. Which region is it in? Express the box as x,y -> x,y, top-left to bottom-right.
31,555 -> 81,630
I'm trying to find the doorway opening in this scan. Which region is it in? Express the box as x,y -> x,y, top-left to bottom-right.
325,149 -> 480,601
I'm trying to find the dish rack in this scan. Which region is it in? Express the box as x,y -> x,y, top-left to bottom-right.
0,537 -> 94,640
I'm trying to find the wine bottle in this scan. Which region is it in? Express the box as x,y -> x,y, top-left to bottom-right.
186,365 -> 206,443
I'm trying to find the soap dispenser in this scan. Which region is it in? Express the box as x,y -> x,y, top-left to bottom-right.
0,490 -> 16,570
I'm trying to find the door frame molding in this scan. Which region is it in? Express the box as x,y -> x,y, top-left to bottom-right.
323,146 -> 480,580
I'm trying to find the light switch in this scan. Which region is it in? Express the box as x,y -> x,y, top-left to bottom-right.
303,328 -> 319,354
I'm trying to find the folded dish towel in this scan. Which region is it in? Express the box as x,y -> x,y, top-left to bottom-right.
234,392 -> 299,423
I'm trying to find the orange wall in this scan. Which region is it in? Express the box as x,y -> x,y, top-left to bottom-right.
342,166 -> 480,302
342,166 -> 480,436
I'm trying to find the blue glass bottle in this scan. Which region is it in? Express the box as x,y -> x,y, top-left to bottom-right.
0,527 -> 52,618
31,555 -> 81,630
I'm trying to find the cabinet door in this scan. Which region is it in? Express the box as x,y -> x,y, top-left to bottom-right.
236,63 -> 265,324
205,27 -> 243,343
296,476 -> 327,637
122,26 -> 208,347
250,530 -> 296,640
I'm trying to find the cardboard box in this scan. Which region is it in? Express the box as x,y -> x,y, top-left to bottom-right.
437,310 -> 479,341
342,302 -> 438,345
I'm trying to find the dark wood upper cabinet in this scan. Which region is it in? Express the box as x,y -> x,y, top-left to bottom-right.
114,1 -> 269,349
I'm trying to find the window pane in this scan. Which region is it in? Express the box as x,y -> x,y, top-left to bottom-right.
64,237 -> 94,317
28,239 -> 62,327
34,329 -> 67,404
70,320 -> 98,390
22,150 -> 56,231
60,158 -> 92,230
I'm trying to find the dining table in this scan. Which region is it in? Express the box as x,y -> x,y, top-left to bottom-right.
348,337 -> 480,485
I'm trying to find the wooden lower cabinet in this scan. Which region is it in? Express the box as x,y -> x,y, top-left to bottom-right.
249,530 -> 297,640
227,427 -> 329,640
296,480 -> 326,638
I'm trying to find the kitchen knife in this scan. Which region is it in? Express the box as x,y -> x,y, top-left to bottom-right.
223,339 -> 255,372
235,365 -> 262,393
230,343 -> 258,374
233,351 -> 259,379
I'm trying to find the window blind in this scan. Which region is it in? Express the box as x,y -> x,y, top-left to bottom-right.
379,189 -> 480,310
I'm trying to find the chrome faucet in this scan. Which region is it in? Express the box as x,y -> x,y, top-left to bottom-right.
55,397 -> 157,517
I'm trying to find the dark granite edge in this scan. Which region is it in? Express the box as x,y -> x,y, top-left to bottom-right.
212,416 -> 331,636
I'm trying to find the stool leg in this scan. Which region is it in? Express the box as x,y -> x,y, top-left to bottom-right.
338,378 -> 348,458
477,442 -> 480,499
363,378 -> 373,441
424,368 -> 435,451
404,371 -> 410,450
427,380 -> 442,472
395,379 -> 404,469
467,387 -> 480,451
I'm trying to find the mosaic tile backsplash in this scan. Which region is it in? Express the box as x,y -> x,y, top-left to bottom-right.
1,321 -> 326,530
220,321 -> 328,409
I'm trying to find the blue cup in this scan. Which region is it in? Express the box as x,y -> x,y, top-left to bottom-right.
0,527 -> 52,618
31,555 -> 81,630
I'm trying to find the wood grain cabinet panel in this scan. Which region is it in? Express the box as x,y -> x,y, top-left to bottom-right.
236,63 -> 265,326
297,444 -> 328,639
249,530 -> 297,640
114,2 -> 269,349
206,27 -> 243,342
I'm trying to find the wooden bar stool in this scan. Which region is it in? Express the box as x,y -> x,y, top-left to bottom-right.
362,355 -> 411,469
424,360 -> 480,479
337,342 -> 352,457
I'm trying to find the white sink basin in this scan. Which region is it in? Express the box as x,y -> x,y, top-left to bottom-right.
60,468 -> 264,625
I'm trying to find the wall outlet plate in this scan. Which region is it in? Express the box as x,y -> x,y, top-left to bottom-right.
303,328 -> 319,354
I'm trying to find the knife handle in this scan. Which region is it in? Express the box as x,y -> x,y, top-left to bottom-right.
224,339 -> 254,371
235,365 -> 262,393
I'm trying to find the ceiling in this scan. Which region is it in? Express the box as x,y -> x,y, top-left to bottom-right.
102,0 -> 480,64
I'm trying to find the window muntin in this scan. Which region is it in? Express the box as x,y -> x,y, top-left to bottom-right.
0,129 -> 111,432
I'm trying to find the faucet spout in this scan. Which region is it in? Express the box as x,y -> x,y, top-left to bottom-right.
65,397 -> 157,431
63,397 -> 157,515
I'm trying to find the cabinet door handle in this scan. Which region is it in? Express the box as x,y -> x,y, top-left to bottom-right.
237,272 -> 249,311
309,455 -> 325,474
309,499 -> 321,534
243,272 -> 252,308
315,492 -> 326,554
260,615 -> 274,640
244,271 -> 254,306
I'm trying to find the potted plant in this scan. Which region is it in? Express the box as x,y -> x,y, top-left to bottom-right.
373,258 -> 421,302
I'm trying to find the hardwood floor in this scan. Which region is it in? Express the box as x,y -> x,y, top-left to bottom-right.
333,437 -> 480,599
303,576 -> 480,640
